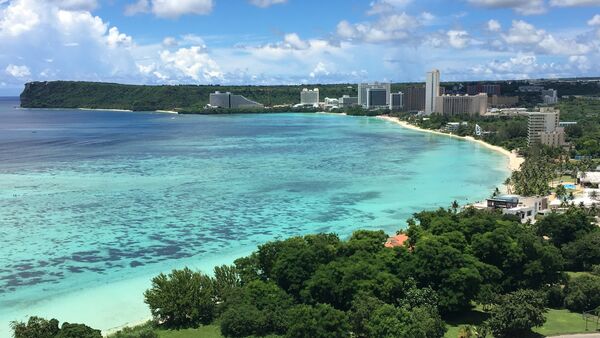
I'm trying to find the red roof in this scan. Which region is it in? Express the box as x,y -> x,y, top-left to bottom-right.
385,234 -> 409,248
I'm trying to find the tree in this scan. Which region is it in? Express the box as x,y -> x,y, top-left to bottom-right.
562,231 -> 600,271
486,289 -> 547,338
410,234 -> 483,312
564,275 -> 600,312
11,317 -> 102,338
220,304 -> 267,338
55,323 -> 102,338
213,265 -> 241,303
144,268 -> 215,328
535,209 -> 594,248
555,184 -> 567,201
285,304 -> 349,338
11,316 -> 59,338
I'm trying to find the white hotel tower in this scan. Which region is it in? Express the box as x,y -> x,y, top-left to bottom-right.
425,69 -> 440,115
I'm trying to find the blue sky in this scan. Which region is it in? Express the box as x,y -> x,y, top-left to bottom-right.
1,0 -> 600,95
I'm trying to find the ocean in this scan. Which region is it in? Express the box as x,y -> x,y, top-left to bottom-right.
0,99 -> 508,334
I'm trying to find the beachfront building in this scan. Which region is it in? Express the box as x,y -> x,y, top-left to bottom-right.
324,97 -> 339,110
403,86 -> 426,112
527,109 -> 565,147
366,88 -> 388,109
433,93 -> 487,116
445,122 -> 468,132
358,82 -> 391,107
425,69 -> 440,115
300,88 -> 319,105
339,95 -> 359,108
485,195 -> 549,223
390,92 -> 404,111
209,91 -> 264,109
542,89 -> 558,105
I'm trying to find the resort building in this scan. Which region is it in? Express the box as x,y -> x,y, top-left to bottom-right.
358,82 -> 391,107
579,172 -> 600,188
433,93 -> 488,116
402,86 -> 426,112
467,84 -> 501,96
300,88 -> 319,105
209,91 -> 263,109
339,95 -> 359,108
519,85 -> 544,92
485,195 -> 549,223
366,88 -> 388,109
425,69 -> 440,115
527,109 -> 565,147
542,89 -> 558,105
389,92 -> 404,112
488,95 -> 519,108
445,122 -> 468,133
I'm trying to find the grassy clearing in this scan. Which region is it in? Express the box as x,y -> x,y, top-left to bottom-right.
444,308 -> 597,338
155,326 -> 223,338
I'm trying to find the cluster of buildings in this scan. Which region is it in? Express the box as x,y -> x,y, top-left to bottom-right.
518,84 -> 559,105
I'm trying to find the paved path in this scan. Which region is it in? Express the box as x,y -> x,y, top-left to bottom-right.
548,334 -> 600,338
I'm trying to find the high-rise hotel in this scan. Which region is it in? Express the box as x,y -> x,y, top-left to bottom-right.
425,69 -> 440,115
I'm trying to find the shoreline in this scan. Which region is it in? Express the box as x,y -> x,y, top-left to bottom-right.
376,115 -> 524,172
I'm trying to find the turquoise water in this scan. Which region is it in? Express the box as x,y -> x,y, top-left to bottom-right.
564,183 -> 576,189
0,100 -> 508,334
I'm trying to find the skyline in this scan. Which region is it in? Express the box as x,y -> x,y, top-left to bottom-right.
1,0 -> 600,95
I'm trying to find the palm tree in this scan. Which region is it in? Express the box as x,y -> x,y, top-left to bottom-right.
504,177 -> 512,194
451,200 -> 459,213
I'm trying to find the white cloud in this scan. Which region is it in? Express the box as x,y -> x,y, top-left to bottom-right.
550,0 -> 600,6
467,0 -> 546,15
500,20 -> 591,55
162,36 -> 177,47
49,0 -> 98,11
283,33 -> 309,49
309,62 -> 329,78
367,0 -> 413,15
487,19 -> 501,32
336,12 -> 424,43
158,46 -> 222,81
447,30 -> 470,48
588,14 -> 600,25
248,0 -> 287,8
5,64 -> 30,78
125,0 -> 213,18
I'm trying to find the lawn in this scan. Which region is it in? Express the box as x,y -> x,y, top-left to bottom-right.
444,308 -> 597,338
156,325 -> 223,338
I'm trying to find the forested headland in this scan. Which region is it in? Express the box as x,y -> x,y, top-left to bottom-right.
13,206 -> 600,338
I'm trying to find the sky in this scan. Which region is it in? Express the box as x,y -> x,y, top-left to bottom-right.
1,0 -> 600,95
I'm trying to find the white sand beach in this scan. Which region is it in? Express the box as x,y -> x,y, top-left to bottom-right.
77,108 -> 134,112
377,115 -> 524,172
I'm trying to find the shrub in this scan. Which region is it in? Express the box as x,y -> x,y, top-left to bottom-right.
144,268 -> 216,328
486,289 -> 546,337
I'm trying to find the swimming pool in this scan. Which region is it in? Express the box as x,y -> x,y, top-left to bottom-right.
563,184 -> 576,189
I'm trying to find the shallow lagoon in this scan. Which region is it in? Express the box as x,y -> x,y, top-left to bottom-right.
0,101 -> 508,334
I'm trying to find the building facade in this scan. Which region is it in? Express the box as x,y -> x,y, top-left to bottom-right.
389,92 -> 404,111
467,84 -> 501,96
366,88 -> 388,109
542,89 -> 558,105
300,88 -> 319,105
339,95 -> 358,107
433,93 -> 487,116
425,69 -> 440,115
488,95 -> 519,108
527,109 -> 565,147
402,86 -> 425,111
209,91 -> 264,109
358,83 -> 391,107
